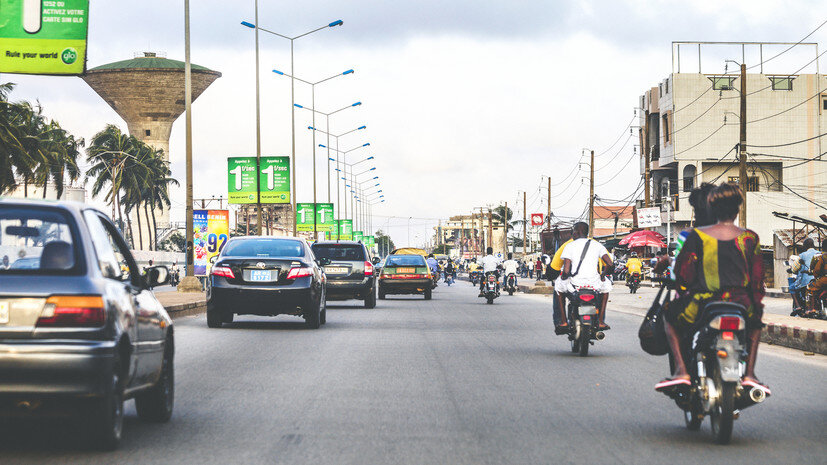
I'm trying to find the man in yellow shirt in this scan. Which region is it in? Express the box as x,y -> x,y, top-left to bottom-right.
625,252 -> 643,282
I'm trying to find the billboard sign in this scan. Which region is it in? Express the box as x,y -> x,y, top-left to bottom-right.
530,213 -> 544,226
337,219 -> 353,240
365,235 -> 375,251
193,210 -> 229,276
227,156 -> 290,204
315,203 -> 335,233
0,0 -> 90,76
296,203 -> 315,232
636,207 -> 662,228
353,231 -> 364,243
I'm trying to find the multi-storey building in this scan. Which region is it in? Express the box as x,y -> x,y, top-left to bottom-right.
637,42 -> 827,247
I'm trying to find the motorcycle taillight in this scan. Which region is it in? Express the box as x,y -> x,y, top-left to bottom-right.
579,294 -> 595,302
488,275 -> 495,282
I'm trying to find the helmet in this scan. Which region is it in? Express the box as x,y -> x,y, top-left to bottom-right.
788,255 -> 802,273
630,252 -> 638,258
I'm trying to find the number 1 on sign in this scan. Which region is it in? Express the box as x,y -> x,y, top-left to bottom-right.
230,166 -> 242,191
261,165 -> 275,190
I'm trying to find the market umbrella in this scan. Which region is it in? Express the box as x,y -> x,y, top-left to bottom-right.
624,236 -> 666,248
618,230 -> 665,246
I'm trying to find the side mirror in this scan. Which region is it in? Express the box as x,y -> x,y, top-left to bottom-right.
318,257 -> 331,266
372,256 -> 380,264
144,265 -> 170,288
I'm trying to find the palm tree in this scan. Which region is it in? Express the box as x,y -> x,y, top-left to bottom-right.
86,125 -> 140,228
145,154 -> 178,251
0,83 -> 37,194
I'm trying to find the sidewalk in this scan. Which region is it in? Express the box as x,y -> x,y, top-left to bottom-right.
155,290 -> 206,319
516,281 -> 827,355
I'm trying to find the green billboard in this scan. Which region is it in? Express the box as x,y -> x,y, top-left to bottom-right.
296,203 -> 335,232
0,0 -> 90,75
353,231 -> 364,243
227,156 -> 290,204
336,219 -> 353,240
365,235 -> 375,250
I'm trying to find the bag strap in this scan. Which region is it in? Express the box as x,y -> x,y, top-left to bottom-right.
644,285 -> 668,318
570,240 -> 592,277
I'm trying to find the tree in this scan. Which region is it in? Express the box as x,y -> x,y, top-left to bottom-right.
86,124 -> 141,227
491,205 -> 515,231
158,231 -> 186,252
374,229 -> 395,256
433,244 -> 450,254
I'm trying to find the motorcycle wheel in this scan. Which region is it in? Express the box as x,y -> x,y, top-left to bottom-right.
486,295 -> 494,304
710,366 -> 736,445
684,401 -> 703,431
578,324 -> 590,357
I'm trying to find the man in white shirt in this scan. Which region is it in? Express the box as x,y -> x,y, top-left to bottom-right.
502,252 -> 519,286
561,222 -> 614,330
478,247 -> 502,296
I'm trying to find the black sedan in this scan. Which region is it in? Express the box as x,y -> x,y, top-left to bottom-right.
206,236 -> 328,328
0,199 -> 173,450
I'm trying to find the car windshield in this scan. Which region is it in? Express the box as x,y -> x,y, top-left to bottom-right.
311,244 -> 365,261
386,255 -> 426,267
0,206 -> 79,274
221,239 -> 304,258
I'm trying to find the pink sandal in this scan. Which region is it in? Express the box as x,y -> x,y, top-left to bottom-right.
655,377 -> 691,393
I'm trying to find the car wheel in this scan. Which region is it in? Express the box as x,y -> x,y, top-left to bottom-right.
305,300 -> 321,329
206,301 -> 223,328
320,298 -> 327,325
365,287 -> 377,308
88,357 -> 124,450
424,288 -> 432,300
378,286 -> 386,300
135,336 -> 174,423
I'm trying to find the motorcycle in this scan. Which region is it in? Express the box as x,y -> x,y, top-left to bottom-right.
504,273 -> 517,295
613,261 -> 628,281
627,272 -> 641,294
170,269 -> 181,287
444,269 -> 454,286
482,272 -> 499,304
470,270 -> 481,286
431,267 -> 439,289
566,286 -> 604,356
667,301 -> 769,445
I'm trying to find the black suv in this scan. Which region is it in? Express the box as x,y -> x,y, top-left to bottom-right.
311,241 -> 379,308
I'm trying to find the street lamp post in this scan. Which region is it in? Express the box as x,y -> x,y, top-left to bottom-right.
240,16 -> 344,236
350,172 -> 378,232
312,124 -> 366,232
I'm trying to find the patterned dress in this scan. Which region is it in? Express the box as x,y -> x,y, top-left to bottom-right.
668,228 -> 765,330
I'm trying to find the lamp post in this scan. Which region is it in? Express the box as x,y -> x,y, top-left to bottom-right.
240,16 -> 343,236
312,124 -> 366,225
350,175 -> 379,232
324,140 -> 370,224
273,69 -> 354,238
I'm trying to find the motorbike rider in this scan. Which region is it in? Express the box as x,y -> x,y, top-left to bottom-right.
444,259 -> 456,285
502,253 -> 519,288
626,252 -> 643,285
804,238 -> 827,317
426,253 -> 439,276
791,238 -> 818,314
656,183 -> 768,394
560,222 -> 614,331
478,247 -> 502,296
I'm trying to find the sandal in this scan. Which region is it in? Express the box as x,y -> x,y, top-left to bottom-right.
598,323 -> 611,331
655,377 -> 691,394
555,324 -> 569,335
742,378 -> 771,396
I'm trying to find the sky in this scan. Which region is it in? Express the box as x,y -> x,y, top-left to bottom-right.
3,0 -> 826,247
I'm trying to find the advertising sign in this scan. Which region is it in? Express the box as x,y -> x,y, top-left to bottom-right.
636,207 -> 662,228
337,219 -> 353,240
227,156 -> 290,204
530,213 -> 544,226
315,203 -> 335,233
0,0 -> 90,76
353,231 -> 364,243
365,235 -> 375,251
193,210 -> 229,276
296,203 -> 315,232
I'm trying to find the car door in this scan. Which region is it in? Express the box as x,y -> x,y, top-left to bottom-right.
84,211 -> 165,387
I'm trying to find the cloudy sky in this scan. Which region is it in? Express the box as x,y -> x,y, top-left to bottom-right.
4,0 -> 825,245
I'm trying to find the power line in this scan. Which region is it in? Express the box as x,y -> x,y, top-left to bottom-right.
596,116 -> 636,156
746,131 -> 827,148
748,85 -> 827,124
747,153 -> 827,210
594,134 -> 633,172
746,18 -> 827,71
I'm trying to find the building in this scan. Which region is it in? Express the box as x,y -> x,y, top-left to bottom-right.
4,183 -> 86,203
637,42 -> 827,246
82,52 -> 221,249
592,205 -> 634,238
435,213 -> 507,259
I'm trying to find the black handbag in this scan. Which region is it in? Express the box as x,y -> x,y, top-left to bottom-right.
638,285 -> 670,356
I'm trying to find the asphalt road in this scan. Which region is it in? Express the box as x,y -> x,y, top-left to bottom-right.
2,281 -> 825,464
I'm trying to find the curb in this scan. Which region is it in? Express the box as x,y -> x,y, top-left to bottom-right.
165,300 -> 207,319
762,323 -> 827,355
517,284 -> 554,295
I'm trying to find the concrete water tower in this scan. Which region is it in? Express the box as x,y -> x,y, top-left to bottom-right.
81,52 -> 221,249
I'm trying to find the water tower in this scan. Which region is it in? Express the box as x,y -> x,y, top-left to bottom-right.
82,52 -> 221,249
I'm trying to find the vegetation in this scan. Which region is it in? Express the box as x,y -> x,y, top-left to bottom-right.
158,231 -> 186,252
374,229 -> 395,255
1,83 -> 177,251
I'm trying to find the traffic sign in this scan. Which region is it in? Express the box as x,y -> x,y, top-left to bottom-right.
530,213 -> 544,226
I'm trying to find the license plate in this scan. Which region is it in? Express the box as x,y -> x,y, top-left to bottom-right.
0,302 -> 8,324
398,267 -> 415,274
250,270 -> 272,282
325,267 -> 348,274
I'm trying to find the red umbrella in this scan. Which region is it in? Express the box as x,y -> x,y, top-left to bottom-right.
619,230 -> 665,246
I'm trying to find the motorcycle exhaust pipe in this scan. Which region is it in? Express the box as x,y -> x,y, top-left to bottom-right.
749,387 -> 766,403
595,331 -> 605,341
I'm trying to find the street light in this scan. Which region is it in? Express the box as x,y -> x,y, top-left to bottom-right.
311,124 -> 366,214
240,14 -> 343,236
321,140 -> 370,226
273,69 -> 354,236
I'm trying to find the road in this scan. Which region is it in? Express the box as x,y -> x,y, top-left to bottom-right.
1,282 -> 825,464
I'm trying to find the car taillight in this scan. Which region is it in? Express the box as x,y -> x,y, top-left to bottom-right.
720,317 -> 742,331
364,261 -> 374,276
580,294 -> 595,302
287,267 -> 313,279
211,265 -> 235,279
37,296 -> 105,327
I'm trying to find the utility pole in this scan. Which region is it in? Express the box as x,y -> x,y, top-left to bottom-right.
546,176 -> 551,229
504,201 -> 509,257
487,208 -> 493,255
588,150 -> 595,237
738,63 -> 748,228
522,191 -> 527,257
479,207 -> 486,252
643,110 -> 651,207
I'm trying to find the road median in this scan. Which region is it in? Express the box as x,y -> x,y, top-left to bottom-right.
156,291 -> 207,319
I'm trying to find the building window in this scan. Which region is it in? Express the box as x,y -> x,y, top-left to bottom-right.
145,129 -> 151,136
770,77 -> 793,91
662,113 -> 670,144
659,83 -> 662,97
727,176 -> 759,192
682,165 -> 696,192
822,95 -> 827,111
709,76 -> 736,91
665,78 -> 669,94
